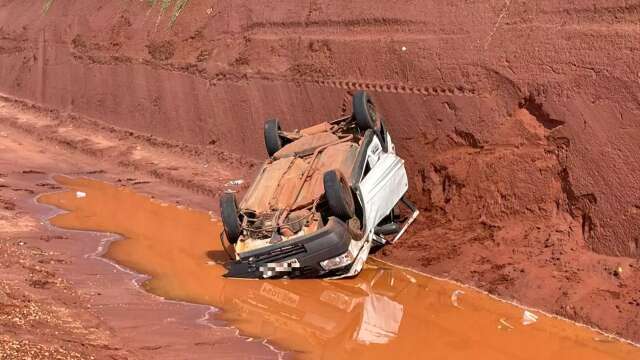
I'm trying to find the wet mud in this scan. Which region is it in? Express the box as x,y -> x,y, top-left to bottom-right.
38,177 -> 640,359
0,130 -> 279,359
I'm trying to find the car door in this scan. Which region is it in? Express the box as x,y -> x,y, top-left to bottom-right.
356,136 -> 408,232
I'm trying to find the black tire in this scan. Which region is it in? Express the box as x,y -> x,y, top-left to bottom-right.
353,90 -> 378,131
220,192 -> 242,244
264,118 -> 283,157
323,170 -> 355,221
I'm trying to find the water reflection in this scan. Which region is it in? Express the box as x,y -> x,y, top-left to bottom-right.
227,266 -> 406,348
38,177 -> 640,360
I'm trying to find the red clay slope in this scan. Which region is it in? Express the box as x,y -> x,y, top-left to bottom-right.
1,0 -> 639,341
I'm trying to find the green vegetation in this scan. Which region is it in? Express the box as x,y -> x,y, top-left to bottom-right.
152,0 -> 191,27
42,0 -> 54,14
160,0 -> 172,13
170,0 -> 191,26
42,0 -> 191,27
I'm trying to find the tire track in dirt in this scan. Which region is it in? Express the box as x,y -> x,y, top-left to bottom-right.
238,22 -> 470,41
306,78 -> 477,96
2,114 -> 218,198
243,17 -> 426,31
70,52 -> 479,97
505,3 -> 640,27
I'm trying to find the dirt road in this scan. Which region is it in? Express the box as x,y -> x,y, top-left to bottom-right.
0,99 -> 278,358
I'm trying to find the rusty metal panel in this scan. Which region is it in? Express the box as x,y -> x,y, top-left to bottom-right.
294,142 -> 359,209
240,157 -> 303,213
242,139 -> 358,214
299,121 -> 332,135
270,158 -> 307,210
273,132 -> 339,159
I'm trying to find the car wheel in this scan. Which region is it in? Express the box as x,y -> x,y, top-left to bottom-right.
264,118 -> 283,157
220,192 -> 242,244
353,90 -> 378,131
323,170 -> 355,221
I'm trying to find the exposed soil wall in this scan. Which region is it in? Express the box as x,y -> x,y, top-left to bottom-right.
1,0 -> 640,338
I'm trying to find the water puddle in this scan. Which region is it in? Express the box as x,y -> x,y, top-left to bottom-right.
38,176 -> 639,359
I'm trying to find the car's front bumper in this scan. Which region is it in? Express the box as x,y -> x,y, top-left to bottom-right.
224,217 -> 357,279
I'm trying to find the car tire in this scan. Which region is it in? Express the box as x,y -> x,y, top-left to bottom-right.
323,170 -> 355,221
264,118 -> 283,157
353,90 -> 378,132
220,192 -> 242,244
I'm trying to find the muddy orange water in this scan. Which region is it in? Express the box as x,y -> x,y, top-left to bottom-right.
38,177 -> 639,359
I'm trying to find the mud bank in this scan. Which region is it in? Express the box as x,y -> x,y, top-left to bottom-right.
1,0 -> 640,343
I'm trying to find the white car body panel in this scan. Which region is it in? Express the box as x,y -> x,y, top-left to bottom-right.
330,235 -> 372,279
365,135 -> 383,168
358,153 -> 409,232
329,131 -> 410,279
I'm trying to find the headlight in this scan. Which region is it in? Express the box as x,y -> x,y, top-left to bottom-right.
320,242 -> 359,271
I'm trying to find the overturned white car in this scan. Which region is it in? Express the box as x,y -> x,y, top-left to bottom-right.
219,91 -> 418,279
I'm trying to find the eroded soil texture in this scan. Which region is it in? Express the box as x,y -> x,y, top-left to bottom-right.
1,0 -> 640,356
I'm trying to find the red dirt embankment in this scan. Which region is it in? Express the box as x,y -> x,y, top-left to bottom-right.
1,0 -> 640,341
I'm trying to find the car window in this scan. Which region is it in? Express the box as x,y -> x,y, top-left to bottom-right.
379,125 -> 387,150
378,120 -> 390,153
367,138 -> 382,168
361,138 -> 381,180
362,161 -> 372,179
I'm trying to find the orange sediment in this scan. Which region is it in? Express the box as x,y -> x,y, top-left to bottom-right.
38,176 -> 640,360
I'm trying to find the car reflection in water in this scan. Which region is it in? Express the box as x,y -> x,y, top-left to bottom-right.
224,266 -> 406,351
